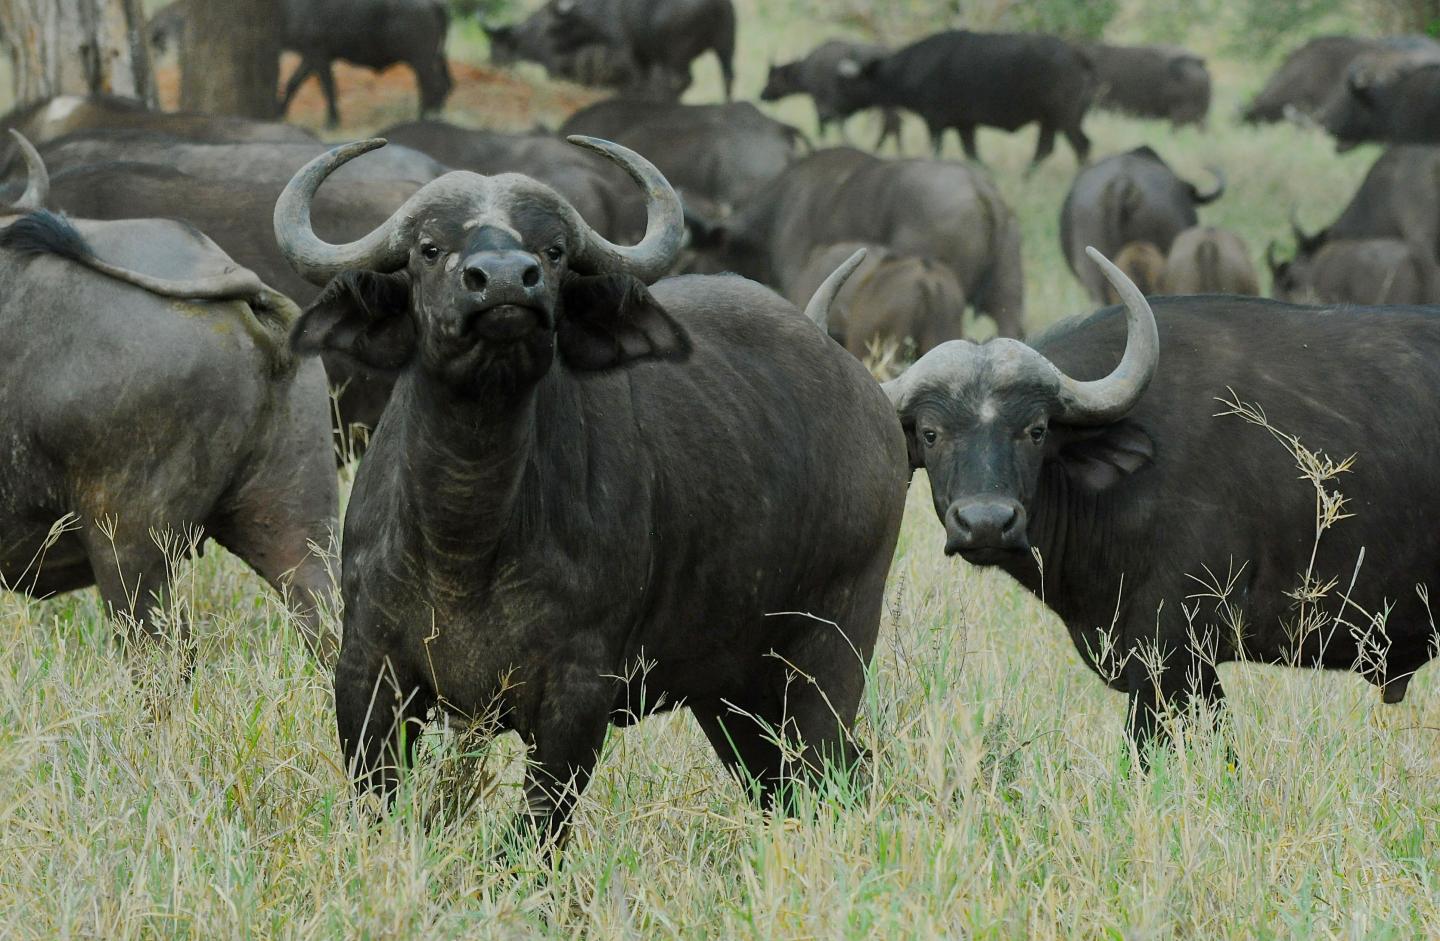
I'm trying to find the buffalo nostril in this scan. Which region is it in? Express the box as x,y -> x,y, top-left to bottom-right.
464,267 -> 488,291
521,264 -> 541,288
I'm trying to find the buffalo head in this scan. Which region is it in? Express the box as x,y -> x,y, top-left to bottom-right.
276,136 -> 687,396
884,248 -> 1158,563
760,62 -> 801,101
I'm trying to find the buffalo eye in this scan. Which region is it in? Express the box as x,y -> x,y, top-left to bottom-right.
420,242 -> 441,263
545,245 -> 564,263
921,428 -> 937,446
1027,422 -> 1047,445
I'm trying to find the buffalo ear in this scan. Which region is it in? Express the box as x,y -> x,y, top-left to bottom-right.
558,274 -> 690,371
291,270 -> 415,373
881,374 -> 925,469
1050,420 -> 1155,491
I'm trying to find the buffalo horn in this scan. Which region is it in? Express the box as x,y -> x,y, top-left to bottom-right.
9,130 -> 48,211
803,247 -> 866,329
1055,247 -> 1159,425
563,136 -> 683,282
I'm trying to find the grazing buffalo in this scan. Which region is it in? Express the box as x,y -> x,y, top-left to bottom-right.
482,4 -> 638,90
557,100 -> 807,208
151,0 -> 453,127
835,30 -> 1095,167
1160,227 -> 1260,296
1084,43 -> 1210,128
760,41 -> 903,150
0,135 -> 336,657
1269,237 -> 1436,305
381,120 -> 644,240
1320,61 -> 1440,149
688,148 -> 1024,337
788,241 -> 965,361
888,248 -> 1440,757
1240,35 -> 1440,124
1060,146 -> 1225,302
274,137 -> 908,846
546,0 -> 736,101
28,161 -> 422,452
1110,241 -> 1165,299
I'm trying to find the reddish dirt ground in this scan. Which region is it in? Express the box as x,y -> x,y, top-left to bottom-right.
153,54 -> 603,135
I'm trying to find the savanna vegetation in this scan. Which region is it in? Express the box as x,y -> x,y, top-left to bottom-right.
3,0 -> 1440,937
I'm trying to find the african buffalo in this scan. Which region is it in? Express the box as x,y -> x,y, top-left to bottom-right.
788,242 -> 964,361
0,134 -> 336,658
1160,227 -> 1259,296
1110,241 -> 1165,299
1269,237 -> 1436,305
150,0 -> 453,128
25,160 -> 422,452
1277,146 -> 1440,278
274,137 -> 907,847
557,100 -> 807,208
688,148 -> 1024,337
888,248 -> 1440,758
834,30 -> 1095,167
380,120 -> 644,240
1242,35 -> 1440,124
546,0 -> 736,101
760,41 -> 903,150
1060,146 -> 1225,303
1084,43 -> 1210,128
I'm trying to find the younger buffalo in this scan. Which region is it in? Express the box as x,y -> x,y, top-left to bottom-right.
1270,237 -> 1436,305
275,137 -> 907,847
1160,226 -> 1259,296
789,241 -> 964,361
1110,241 -> 1165,299
761,41 -> 903,150
1085,43 -> 1210,128
888,249 -> 1440,758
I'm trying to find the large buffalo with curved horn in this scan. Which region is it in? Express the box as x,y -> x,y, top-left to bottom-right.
0,132 -> 337,658
1060,146 -> 1226,304
275,137 -> 908,847
888,248 -> 1440,758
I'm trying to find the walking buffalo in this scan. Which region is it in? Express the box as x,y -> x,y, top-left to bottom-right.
788,241 -> 965,361
1240,35 -> 1440,124
761,41 -> 903,150
1085,43 -> 1211,128
1060,146 -> 1225,302
0,135 -> 336,658
1160,227 -> 1259,296
557,100 -> 807,209
482,3 -> 638,90
274,137 -> 908,846
1269,237 -> 1436,305
888,248 -> 1440,757
687,148 -> 1024,337
834,30 -> 1095,168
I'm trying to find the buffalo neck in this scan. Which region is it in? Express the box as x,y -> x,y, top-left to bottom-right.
388,367 -> 549,573
996,463 -> 1106,626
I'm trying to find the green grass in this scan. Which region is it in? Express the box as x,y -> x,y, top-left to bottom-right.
5,2 -> 1440,938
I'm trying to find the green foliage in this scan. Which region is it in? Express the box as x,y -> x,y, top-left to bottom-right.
449,0 -> 520,23
996,0 -> 1121,40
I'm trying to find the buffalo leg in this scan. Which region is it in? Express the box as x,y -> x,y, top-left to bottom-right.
515,668 -> 615,850
82,524 -> 187,651
693,704 -> 786,806
1030,123 -> 1058,171
926,120 -> 947,157
1124,649 -> 1225,768
278,58 -> 316,118
318,64 -> 341,128
1063,124 -> 1091,164
335,637 -> 433,802
957,125 -> 980,162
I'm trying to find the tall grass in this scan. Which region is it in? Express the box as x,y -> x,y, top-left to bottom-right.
3,1 -> 1440,938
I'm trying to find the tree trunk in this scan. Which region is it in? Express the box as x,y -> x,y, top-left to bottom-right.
0,0 -> 155,106
179,0 -> 279,118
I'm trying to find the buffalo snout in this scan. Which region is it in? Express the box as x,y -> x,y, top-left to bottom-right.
462,250 -> 544,295
944,498 -> 1028,559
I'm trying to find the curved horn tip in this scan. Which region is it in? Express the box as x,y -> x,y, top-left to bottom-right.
803,247 -> 868,329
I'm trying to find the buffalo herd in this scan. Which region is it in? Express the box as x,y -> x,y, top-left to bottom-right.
5,5 -> 1440,855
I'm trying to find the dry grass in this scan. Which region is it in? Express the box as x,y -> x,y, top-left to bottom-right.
3,2 -> 1440,938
